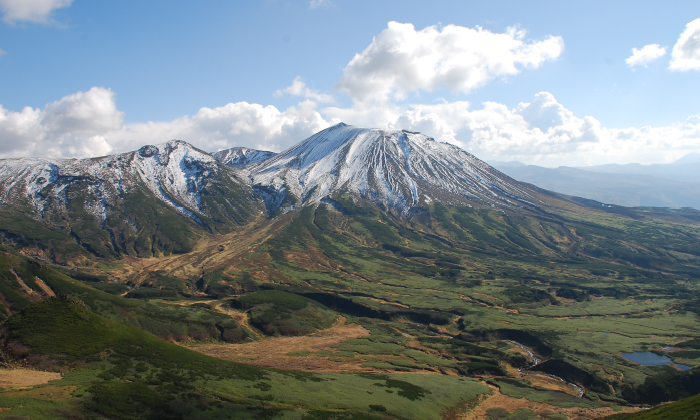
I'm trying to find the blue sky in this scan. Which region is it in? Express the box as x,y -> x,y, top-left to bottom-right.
0,0 -> 699,166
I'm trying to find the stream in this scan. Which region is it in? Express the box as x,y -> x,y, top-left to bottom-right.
500,340 -> 585,398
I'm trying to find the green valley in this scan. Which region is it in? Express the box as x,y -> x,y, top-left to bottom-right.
0,130 -> 699,419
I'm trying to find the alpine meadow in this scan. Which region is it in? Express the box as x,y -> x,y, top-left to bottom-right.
1,2 -> 700,420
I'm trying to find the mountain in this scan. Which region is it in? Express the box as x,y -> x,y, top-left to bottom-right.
488,160 -> 527,169
242,123 -> 540,214
0,140 -> 261,261
213,147 -> 277,167
492,162 -> 700,209
2,125 -> 700,418
673,152 -> 700,165
575,159 -> 700,184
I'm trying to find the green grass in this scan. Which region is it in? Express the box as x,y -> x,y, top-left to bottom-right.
243,201 -> 700,408
602,392 -> 700,419
0,250 -> 249,343
0,298 -> 496,419
3,195 -> 700,416
234,290 -> 337,336
7,298 -> 263,379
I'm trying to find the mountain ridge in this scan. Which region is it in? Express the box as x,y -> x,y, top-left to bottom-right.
0,139 -> 262,260
213,147 -> 278,167
492,160 -> 700,209
4,123 -> 693,263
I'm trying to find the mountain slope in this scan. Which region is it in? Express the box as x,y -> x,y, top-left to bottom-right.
0,140 -> 262,261
492,164 -> 700,209
213,147 -> 277,167
244,123 -> 540,214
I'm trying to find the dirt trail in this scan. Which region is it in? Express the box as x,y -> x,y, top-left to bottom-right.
212,303 -> 264,339
191,317 -> 371,372
0,369 -> 61,390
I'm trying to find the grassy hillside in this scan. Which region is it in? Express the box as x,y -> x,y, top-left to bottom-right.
0,249 -> 249,343
603,392 -> 700,419
0,298 -> 492,419
2,192 -> 700,417
0,170 -> 262,263
203,199 -> 700,407
233,290 -> 337,336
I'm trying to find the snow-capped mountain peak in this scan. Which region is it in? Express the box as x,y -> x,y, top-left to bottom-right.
245,123 -> 537,213
0,139 -> 254,226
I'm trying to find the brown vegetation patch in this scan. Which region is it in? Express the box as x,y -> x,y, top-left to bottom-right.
285,246 -> 335,271
466,386 -> 640,420
369,298 -> 409,308
191,318 -> 371,372
0,385 -> 76,400
8,269 -> 41,302
523,374 -> 580,397
0,369 -> 62,390
33,277 -> 56,298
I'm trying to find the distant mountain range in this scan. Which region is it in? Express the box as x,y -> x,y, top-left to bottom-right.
491,153 -> 700,209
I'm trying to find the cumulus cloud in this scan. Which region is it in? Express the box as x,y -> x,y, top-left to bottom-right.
2,86 -> 699,166
625,44 -> 666,67
335,22 -> 564,103
0,87 -> 121,158
323,92 -> 700,166
0,87 -> 330,159
115,100 -> 330,154
274,77 -> 334,103
0,0 -> 72,24
670,18 -> 700,71
2,20 -> 698,166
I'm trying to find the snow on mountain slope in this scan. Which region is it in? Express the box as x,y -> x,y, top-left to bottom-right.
0,125 -> 541,226
0,140 -> 255,225
244,123 -> 538,213
213,147 -> 277,167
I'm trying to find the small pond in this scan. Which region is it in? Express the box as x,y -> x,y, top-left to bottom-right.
621,351 -> 692,371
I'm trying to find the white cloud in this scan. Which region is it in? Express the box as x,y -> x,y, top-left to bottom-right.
0,87 -> 330,159
114,100 -> 330,154
625,44 -> 667,67
0,87 -> 121,158
324,92 -> 700,166
335,22 -> 564,104
0,48 -> 5,57
2,20 -> 698,165
670,18 -> 700,71
0,0 -> 72,24
2,87 -> 698,166
274,76 -> 334,103
308,0 -> 332,9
